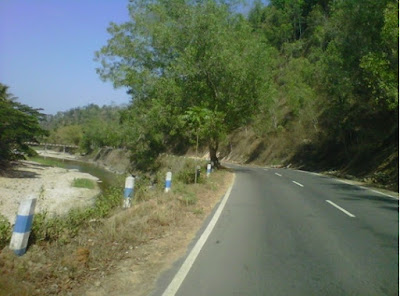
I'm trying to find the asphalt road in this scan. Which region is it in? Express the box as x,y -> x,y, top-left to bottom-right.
155,165 -> 398,296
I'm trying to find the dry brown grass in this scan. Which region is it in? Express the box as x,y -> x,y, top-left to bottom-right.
0,161 -> 233,296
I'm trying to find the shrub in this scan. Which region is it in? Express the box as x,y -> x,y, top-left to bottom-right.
176,160 -> 205,184
30,186 -> 122,245
0,215 -> 11,249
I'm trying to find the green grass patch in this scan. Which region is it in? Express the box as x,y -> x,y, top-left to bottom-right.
28,156 -> 66,168
72,178 -> 95,189
30,186 -> 122,245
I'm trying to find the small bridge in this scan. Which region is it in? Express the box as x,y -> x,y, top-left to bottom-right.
25,142 -> 79,153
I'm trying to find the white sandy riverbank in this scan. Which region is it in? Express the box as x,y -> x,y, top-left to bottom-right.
36,149 -> 80,161
0,160 -> 100,224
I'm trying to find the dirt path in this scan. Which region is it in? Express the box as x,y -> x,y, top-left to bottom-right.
0,160 -> 100,224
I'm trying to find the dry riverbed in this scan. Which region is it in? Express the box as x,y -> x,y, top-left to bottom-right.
0,160 -> 100,224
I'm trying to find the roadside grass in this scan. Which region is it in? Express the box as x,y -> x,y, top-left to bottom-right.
0,155 -> 232,296
72,178 -> 95,189
0,215 -> 11,251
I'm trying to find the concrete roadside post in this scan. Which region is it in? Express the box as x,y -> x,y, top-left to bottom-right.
165,172 -> 172,193
123,175 -> 135,208
196,165 -> 201,181
206,163 -> 212,177
9,197 -> 37,256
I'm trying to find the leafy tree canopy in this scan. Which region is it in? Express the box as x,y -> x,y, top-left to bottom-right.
0,83 -> 48,164
96,0 -> 273,166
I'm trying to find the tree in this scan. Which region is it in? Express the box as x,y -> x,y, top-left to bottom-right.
0,83 -> 48,164
360,1 -> 398,110
47,125 -> 83,145
95,0 -> 272,167
180,106 -> 225,166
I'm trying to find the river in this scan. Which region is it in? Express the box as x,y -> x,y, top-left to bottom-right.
34,156 -> 122,190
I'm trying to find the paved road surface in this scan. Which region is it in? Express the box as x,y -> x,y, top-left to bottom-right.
155,165 -> 398,296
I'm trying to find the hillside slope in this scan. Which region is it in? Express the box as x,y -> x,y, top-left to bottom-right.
219,126 -> 398,192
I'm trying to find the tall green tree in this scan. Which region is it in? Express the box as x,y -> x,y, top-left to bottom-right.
0,83 -> 48,164
96,0 -> 272,167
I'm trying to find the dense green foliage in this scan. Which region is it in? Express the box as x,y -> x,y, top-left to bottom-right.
43,104 -> 127,152
32,0 -> 399,184
94,0 -> 397,177
248,0 -> 398,175
0,83 -> 48,164
95,0 -> 272,167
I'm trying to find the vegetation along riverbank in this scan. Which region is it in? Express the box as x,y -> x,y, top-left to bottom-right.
0,154 -> 233,295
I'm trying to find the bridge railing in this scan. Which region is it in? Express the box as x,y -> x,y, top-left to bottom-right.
25,142 -> 79,149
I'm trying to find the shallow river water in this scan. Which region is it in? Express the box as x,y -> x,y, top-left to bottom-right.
36,156 -> 122,190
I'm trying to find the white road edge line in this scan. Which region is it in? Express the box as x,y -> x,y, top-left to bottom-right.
336,179 -> 397,199
295,169 -> 398,200
326,200 -> 356,218
275,173 -> 282,177
292,181 -> 304,187
369,189 -> 395,198
294,169 -> 321,177
162,175 -> 236,296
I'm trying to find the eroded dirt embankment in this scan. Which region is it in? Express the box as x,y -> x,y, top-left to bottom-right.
217,127 -> 398,192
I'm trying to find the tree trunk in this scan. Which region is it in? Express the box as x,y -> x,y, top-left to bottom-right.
209,140 -> 220,168
195,132 -> 199,184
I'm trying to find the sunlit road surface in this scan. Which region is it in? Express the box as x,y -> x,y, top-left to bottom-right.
155,165 -> 398,296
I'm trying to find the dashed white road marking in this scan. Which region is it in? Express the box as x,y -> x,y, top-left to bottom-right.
326,200 -> 356,218
162,175 -> 236,296
292,181 -> 304,187
275,173 -> 282,177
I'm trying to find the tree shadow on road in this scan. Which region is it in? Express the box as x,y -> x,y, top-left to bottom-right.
326,183 -> 398,205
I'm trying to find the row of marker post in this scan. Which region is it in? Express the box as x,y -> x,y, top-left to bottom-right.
9,162 -> 214,256
123,163 -> 213,208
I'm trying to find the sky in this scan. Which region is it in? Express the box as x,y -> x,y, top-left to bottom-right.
0,0 -> 260,115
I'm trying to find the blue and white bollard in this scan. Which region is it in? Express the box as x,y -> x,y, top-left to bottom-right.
206,163 -> 212,177
165,172 -> 172,193
9,197 -> 37,256
123,176 -> 135,208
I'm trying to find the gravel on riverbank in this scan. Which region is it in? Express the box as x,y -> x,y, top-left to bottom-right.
36,149 -> 80,161
0,160 -> 100,224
